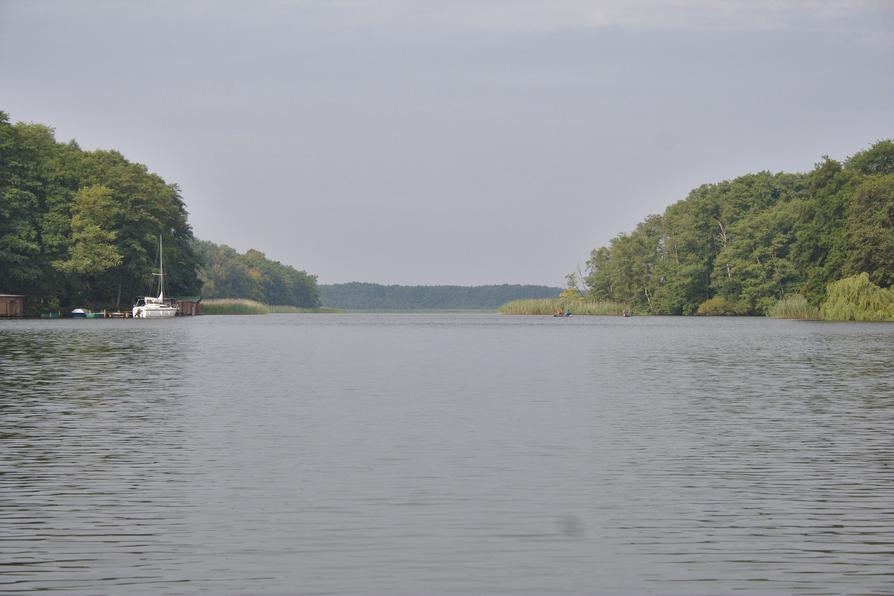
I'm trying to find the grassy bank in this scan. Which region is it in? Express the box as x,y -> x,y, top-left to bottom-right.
499,298 -> 628,316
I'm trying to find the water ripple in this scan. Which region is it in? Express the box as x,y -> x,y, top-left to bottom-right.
1,316 -> 893,594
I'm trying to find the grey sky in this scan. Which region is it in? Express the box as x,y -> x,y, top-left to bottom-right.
2,0 -> 892,285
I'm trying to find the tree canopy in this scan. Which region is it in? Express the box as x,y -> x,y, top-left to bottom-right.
0,111 -> 319,312
582,140 -> 894,314
0,112 -> 201,312
193,240 -> 319,307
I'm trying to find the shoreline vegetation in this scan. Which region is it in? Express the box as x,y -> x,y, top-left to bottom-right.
818,273 -> 894,322
319,282 -> 561,311
499,297 -> 628,316
754,275 -> 893,322
194,240 -> 319,309
2,111 -> 891,322
498,276 -> 894,321
202,299 -> 341,315
765,295 -> 821,320
0,111 -> 321,316
574,140 -> 894,321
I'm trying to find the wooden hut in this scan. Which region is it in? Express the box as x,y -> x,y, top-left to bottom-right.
0,294 -> 25,317
173,297 -> 203,316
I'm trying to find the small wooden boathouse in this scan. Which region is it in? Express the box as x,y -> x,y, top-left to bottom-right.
0,294 -> 25,317
173,297 -> 203,316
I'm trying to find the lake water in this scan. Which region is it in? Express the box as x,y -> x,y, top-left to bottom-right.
2,314 -> 893,594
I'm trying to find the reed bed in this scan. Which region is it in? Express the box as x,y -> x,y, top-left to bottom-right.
201,300 -> 343,315
499,298 -> 628,316
268,305 -> 344,314
766,295 -> 821,320
202,298 -> 270,315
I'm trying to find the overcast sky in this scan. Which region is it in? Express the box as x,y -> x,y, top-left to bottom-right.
2,1 -> 893,285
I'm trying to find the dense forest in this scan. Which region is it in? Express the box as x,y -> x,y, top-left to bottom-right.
320,283 -> 561,310
193,240 -> 319,307
581,140 -> 894,315
0,112 -> 202,312
0,112 -> 319,312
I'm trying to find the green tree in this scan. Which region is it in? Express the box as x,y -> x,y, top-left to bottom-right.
711,200 -> 801,313
843,175 -> 894,288
53,185 -> 122,275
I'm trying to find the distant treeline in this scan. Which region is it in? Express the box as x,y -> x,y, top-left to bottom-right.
581,140 -> 894,315
193,240 -> 319,307
320,283 -> 561,310
0,111 -> 319,312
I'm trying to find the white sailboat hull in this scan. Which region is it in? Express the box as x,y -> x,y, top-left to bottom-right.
133,304 -> 178,318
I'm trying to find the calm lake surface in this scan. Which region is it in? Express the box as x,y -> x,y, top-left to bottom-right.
2,314 -> 893,594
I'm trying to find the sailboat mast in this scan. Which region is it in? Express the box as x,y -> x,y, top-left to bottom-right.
158,234 -> 165,301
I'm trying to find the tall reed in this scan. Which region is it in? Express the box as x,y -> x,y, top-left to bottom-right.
202,298 -> 270,315
200,300 -> 342,315
766,295 -> 821,320
267,305 -> 344,314
498,298 -> 628,316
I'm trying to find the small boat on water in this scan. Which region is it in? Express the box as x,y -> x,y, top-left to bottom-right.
553,311 -> 573,317
133,235 -> 179,319
71,308 -> 88,318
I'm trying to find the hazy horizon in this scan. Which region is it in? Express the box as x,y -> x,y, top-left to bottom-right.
2,0 -> 892,285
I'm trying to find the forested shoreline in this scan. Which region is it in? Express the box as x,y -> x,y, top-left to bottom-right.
578,140 -> 894,318
193,240 -> 319,308
3,110 -> 892,320
0,112 -> 319,313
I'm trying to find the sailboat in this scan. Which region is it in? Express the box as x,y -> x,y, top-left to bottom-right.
132,235 -> 179,319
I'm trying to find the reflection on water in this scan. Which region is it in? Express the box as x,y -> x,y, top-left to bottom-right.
1,315 -> 893,594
